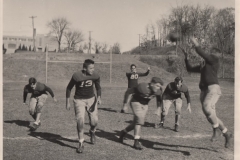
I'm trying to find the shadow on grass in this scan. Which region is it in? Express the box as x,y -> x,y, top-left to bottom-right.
98,107 -> 133,115
4,120 -> 30,128
95,129 -> 133,148
28,132 -> 78,149
140,138 -> 218,156
95,128 -> 217,156
98,107 -> 118,113
125,120 -> 176,131
125,120 -> 156,128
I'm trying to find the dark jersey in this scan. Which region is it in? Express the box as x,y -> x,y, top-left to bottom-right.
185,46 -> 219,90
127,83 -> 162,105
163,82 -> 191,103
126,70 -> 150,88
23,82 -> 54,103
66,71 -> 101,99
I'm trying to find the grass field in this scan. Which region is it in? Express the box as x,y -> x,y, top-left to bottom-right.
3,52 -> 235,160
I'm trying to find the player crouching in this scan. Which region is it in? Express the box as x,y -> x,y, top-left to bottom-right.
23,77 -> 57,131
119,77 -> 163,150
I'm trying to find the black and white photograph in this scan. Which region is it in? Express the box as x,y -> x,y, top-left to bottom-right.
1,0 -> 237,159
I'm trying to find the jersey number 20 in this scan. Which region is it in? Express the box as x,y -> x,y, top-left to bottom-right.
80,80 -> 93,87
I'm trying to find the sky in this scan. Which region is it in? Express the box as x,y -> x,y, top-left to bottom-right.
2,0 -> 235,52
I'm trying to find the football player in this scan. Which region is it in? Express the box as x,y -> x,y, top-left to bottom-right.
66,59 -> 101,153
121,64 -> 150,113
119,77 -> 163,150
155,76 -> 191,132
23,77 -> 57,131
180,37 -> 232,148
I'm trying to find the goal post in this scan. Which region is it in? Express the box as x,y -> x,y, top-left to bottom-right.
45,45 -> 112,84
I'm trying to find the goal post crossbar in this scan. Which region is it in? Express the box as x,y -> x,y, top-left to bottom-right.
45,45 -> 112,84
47,60 -> 111,64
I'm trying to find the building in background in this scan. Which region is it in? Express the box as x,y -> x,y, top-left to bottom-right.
3,34 -> 58,54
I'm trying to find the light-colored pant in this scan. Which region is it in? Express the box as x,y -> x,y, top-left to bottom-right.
162,98 -> 183,116
73,97 -> 98,127
29,94 -> 48,115
200,84 -> 222,126
130,102 -> 148,125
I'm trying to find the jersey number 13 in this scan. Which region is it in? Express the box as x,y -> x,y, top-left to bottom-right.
80,80 -> 93,87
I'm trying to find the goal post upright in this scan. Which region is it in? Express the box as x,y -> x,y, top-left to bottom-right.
46,44 -> 48,84
110,47 -> 112,84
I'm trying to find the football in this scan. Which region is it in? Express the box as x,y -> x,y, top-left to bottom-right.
168,32 -> 180,42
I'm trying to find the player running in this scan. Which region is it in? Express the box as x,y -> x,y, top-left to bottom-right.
180,37 -> 232,148
119,77 -> 163,150
66,59 -> 101,153
23,77 -> 57,131
155,76 -> 191,132
121,64 -> 150,113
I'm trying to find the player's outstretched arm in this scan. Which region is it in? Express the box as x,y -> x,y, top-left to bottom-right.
44,85 -> 56,102
138,67 -> 150,77
190,36 -> 214,63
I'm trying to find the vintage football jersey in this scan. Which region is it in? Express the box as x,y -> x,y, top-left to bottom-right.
128,82 -> 162,105
163,82 -> 190,103
23,82 -> 54,103
126,70 -> 150,88
66,71 -> 101,99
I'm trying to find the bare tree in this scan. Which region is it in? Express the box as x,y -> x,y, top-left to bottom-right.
112,42 -> 121,54
101,42 -> 108,54
47,17 -> 70,52
93,41 -> 102,54
64,29 -> 84,52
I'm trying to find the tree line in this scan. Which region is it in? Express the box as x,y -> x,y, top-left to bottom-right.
47,17 -> 121,54
142,4 -> 234,56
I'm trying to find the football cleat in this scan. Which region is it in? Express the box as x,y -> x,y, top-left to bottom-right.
211,127 -> 219,142
120,109 -> 128,113
76,142 -> 84,153
133,139 -> 143,150
119,130 -> 127,143
89,130 -> 96,144
29,122 -> 40,131
174,124 -> 179,132
154,123 -> 164,129
223,132 -> 232,148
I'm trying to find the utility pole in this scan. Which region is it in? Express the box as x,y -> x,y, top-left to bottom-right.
138,34 -> 141,47
88,31 -> 92,54
29,16 -> 37,52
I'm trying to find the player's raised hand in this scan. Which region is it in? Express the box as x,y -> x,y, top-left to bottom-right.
147,67 -> 151,70
187,103 -> 191,114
